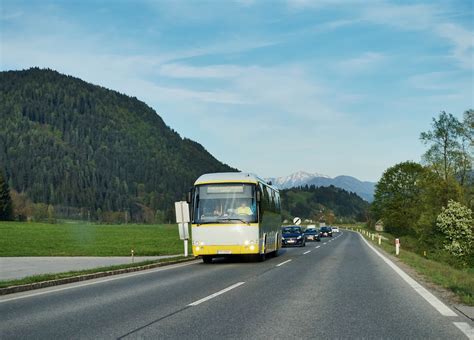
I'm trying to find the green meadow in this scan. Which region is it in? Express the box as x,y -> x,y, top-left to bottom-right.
0,221 -> 187,256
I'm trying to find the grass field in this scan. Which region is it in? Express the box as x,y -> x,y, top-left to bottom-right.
0,221 -> 187,256
352,227 -> 474,306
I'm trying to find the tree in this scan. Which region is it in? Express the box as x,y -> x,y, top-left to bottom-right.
463,109 -> 474,146
420,111 -> 466,183
372,161 -> 427,235
0,171 -> 13,220
436,200 -> 473,266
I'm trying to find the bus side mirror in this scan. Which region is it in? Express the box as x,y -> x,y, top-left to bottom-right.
186,189 -> 193,204
256,190 -> 261,202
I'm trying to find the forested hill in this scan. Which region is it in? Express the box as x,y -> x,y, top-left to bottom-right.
0,68 -> 236,222
280,185 -> 369,223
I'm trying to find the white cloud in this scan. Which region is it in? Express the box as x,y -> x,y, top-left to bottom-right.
159,63 -> 247,78
337,52 -> 386,73
360,3 -> 473,70
435,23 -> 474,70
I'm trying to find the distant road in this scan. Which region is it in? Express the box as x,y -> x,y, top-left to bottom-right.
1,231 -> 472,339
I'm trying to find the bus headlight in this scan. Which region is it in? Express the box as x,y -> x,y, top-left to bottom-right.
249,245 -> 255,251
195,246 -> 201,251
199,241 -> 205,246
244,240 -> 250,246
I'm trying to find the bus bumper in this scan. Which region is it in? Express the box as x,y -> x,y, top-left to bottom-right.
193,244 -> 260,256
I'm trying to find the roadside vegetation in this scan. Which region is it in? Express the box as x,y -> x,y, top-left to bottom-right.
369,111 -> 473,269
0,221 -> 187,256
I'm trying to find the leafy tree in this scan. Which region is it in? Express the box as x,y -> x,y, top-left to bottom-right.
436,200 -> 473,266
415,170 -> 462,243
420,111 -> 466,184
372,161 -> 427,235
0,171 -> 13,220
463,109 -> 474,146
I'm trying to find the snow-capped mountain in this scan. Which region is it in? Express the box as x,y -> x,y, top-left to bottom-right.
267,171 -> 376,202
267,171 -> 331,189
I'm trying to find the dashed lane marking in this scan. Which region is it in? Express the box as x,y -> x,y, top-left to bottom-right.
188,282 -> 245,306
276,259 -> 292,267
303,250 -> 311,255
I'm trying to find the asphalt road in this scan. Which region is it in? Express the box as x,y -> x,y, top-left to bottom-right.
1,231 -> 472,339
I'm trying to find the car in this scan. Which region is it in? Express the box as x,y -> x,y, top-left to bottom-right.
281,226 -> 306,247
332,226 -> 340,233
304,227 -> 321,242
319,226 -> 333,237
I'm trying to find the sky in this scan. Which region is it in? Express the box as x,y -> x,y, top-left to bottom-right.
1,0 -> 473,182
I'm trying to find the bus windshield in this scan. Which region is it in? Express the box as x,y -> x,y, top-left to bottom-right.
193,183 -> 257,224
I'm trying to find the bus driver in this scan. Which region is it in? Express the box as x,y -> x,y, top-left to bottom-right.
236,202 -> 253,215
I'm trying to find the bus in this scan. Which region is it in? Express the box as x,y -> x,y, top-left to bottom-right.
187,172 -> 282,263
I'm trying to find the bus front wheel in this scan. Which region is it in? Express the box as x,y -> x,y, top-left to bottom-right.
202,256 -> 213,264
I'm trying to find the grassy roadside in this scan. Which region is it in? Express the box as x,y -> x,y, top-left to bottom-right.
347,226 -> 474,306
0,221 -> 190,256
0,256 -> 192,289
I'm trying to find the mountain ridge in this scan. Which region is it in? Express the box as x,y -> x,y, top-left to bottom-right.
0,68 -> 237,222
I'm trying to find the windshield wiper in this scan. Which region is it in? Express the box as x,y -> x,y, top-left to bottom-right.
217,217 -> 250,225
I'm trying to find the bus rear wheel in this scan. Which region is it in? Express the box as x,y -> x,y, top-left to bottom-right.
202,256 -> 213,264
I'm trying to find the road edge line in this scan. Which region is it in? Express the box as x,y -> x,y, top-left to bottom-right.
453,322 -> 474,340
358,233 -> 457,317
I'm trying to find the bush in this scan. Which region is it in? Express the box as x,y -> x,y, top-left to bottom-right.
436,200 -> 473,266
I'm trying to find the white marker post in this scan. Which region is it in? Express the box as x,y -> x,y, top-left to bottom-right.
175,201 -> 190,257
395,238 -> 400,256
378,234 -> 382,245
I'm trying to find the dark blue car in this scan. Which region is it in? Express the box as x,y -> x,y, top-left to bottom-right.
304,228 -> 321,242
282,226 -> 306,247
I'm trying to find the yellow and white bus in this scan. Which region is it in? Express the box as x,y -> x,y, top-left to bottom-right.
187,172 -> 282,263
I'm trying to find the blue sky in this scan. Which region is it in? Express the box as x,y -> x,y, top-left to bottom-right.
1,0 -> 473,181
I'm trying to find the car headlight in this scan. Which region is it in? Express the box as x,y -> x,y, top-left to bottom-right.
297,235 -> 302,240
282,237 -> 285,240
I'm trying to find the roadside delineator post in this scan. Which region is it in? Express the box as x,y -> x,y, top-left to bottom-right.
131,249 -> 135,263
378,234 -> 381,245
371,233 -> 375,241
395,238 -> 400,256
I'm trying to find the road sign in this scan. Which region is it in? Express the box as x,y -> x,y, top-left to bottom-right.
175,201 -> 190,224
293,217 -> 301,225
175,201 -> 190,257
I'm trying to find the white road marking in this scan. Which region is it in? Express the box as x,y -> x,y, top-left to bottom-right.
303,250 -> 311,255
453,322 -> 474,340
276,259 -> 292,267
188,282 -> 245,306
0,261 -> 199,303
315,246 -> 321,249
359,234 -> 457,317
323,242 -> 327,245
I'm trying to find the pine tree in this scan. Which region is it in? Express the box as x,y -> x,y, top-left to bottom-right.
0,171 -> 13,220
